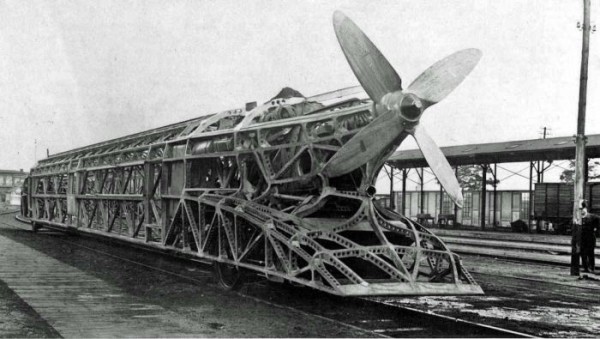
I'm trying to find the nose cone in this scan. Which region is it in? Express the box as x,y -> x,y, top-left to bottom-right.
380,91 -> 423,122
399,93 -> 423,121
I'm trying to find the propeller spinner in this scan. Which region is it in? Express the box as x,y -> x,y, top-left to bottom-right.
323,11 -> 482,208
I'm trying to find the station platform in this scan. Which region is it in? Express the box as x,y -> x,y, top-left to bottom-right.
0,227 -> 209,337
0,212 -> 369,338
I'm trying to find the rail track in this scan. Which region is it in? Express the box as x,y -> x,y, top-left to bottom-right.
433,228 -> 599,267
472,269 -> 600,292
1,211 -> 531,338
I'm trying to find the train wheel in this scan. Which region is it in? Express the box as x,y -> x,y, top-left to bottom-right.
213,261 -> 244,291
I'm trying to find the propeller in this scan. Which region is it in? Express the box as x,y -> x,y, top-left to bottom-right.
323,11 -> 482,207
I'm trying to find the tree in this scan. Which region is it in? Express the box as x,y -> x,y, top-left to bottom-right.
457,165 -> 500,191
457,166 -> 482,190
560,159 -> 600,182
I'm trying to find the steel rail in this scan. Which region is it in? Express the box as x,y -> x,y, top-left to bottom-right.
4,213 -> 532,337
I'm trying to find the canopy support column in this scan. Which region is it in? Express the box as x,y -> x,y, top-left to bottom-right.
439,181 -> 443,224
454,166 -> 459,226
418,168 -> 425,214
492,164 -> 498,227
481,164 -> 488,230
389,166 -> 395,210
528,161 -> 533,233
401,169 -> 408,215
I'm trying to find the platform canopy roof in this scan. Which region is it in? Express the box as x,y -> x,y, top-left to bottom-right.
0,169 -> 28,175
388,134 -> 600,169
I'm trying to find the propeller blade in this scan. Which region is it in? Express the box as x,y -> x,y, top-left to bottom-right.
407,49 -> 481,107
333,11 -> 403,103
412,125 -> 463,207
323,109 -> 402,177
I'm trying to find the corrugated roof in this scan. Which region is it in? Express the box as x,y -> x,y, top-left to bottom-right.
388,134 -> 600,169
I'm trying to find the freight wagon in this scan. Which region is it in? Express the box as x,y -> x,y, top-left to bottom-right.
533,182 -> 600,234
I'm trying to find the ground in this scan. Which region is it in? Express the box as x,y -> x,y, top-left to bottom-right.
373,255 -> 600,337
0,212 -> 369,338
0,210 -> 599,337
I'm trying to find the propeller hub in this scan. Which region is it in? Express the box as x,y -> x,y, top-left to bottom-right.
399,93 -> 424,122
381,91 -> 424,122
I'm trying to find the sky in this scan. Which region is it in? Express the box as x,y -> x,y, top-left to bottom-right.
0,0 -> 599,191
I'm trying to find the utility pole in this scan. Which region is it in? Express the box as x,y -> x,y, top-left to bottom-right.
571,0 -> 591,276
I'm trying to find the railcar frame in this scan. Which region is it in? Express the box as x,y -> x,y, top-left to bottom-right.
20,9 -> 486,296
21,87 -> 481,296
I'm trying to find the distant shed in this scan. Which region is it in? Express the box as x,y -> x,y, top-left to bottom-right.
0,169 -> 28,205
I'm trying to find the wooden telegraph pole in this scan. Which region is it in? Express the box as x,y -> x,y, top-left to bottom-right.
571,0 -> 591,276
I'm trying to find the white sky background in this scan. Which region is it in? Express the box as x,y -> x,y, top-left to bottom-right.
0,0 -> 599,191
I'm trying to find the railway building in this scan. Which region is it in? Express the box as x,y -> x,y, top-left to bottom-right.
383,134 -> 600,233
0,169 -> 27,205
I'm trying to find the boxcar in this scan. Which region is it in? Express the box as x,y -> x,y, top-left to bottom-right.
533,182 -> 600,233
